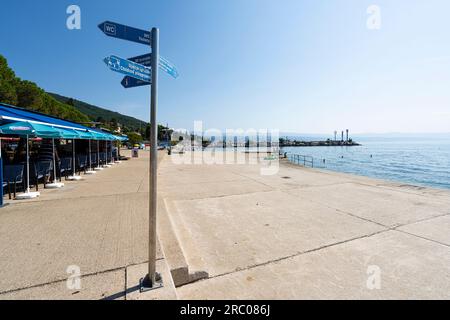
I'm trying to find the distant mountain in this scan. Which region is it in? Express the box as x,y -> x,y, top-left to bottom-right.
48,93 -> 148,132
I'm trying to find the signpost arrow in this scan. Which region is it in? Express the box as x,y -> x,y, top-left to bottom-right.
159,56 -> 179,79
128,53 -> 152,66
103,55 -> 151,82
121,76 -> 150,89
98,21 -> 151,46
120,54 -> 179,88
128,54 -> 179,79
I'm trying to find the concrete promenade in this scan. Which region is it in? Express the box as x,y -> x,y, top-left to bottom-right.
161,152 -> 450,299
0,150 -> 449,299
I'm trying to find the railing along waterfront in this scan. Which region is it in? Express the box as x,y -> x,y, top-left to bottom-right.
287,154 -> 315,168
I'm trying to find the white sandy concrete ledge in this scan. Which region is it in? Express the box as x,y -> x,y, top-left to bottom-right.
160,152 -> 450,299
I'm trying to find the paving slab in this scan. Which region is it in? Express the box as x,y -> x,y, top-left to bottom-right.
167,190 -> 385,277
231,164 -> 355,190
158,167 -> 249,190
177,230 -> 450,300
0,269 -> 125,300
286,182 -> 450,227
397,215 -> 450,246
22,181 -> 142,201
159,179 -> 273,201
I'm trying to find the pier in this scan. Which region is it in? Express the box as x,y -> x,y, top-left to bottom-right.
280,139 -> 360,147
280,129 -> 361,147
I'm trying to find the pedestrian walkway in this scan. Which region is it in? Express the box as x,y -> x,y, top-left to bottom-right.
0,150 -> 170,299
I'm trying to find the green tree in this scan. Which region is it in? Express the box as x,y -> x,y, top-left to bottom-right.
0,55 -> 18,105
127,132 -> 143,145
16,80 -> 44,111
66,98 -> 75,106
110,117 -> 118,130
0,80 -> 18,105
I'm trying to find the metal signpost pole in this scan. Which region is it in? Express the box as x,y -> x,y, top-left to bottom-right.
0,137 -> 3,207
142,27 -> 162,291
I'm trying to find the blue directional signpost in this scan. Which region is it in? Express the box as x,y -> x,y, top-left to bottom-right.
98,21 -> 151,45
104,55 -> 151,82
121,76 -> 150,89
120,54 -> 179,88
160,56 -> 179,79
99,20 -> 178,292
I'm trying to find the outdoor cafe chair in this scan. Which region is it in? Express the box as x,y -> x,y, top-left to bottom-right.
91,153 -> 97,168
59,157 -> 72,181
26,162 -> 40,192
36,161 -> 53,189
3,164 -> 24,199
99,152 -> 107,166
77,155 -> 88,175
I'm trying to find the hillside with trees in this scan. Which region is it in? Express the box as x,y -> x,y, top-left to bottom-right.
48,92 -> 148,134
0,55 -> 90,123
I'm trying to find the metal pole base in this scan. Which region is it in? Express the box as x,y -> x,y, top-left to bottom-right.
46,182 -> 64,189
67,175 -> 83,181
139,273 -> 163,293
16,191 -> 40,200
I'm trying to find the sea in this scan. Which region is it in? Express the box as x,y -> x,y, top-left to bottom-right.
281,135 -> 450,190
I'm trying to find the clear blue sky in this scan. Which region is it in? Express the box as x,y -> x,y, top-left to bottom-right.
1,0 -> 449,134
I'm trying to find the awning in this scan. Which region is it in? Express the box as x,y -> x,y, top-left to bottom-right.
0,104 -> 127,141
0,103 -> 90,131
57,128 -> 82,139
0,121 -> 62,139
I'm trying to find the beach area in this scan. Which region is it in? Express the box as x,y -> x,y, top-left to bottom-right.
1,149 -> 449,299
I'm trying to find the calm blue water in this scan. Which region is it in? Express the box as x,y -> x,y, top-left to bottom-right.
282,137 -> 450,190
